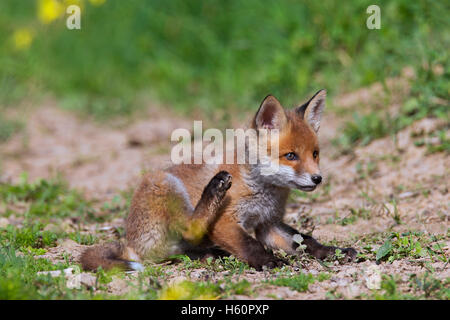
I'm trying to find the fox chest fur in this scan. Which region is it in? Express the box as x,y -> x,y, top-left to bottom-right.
234,167 -> 289,231
169,163 -> 289,233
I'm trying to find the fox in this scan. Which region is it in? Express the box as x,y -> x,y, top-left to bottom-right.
81,90 -> 357,271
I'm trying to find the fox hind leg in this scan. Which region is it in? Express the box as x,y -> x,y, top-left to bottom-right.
81,171 -> 232,271
127,170 -> 232,262
182,171 -> 232,243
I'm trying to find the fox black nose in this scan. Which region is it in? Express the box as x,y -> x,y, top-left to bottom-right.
311,174 -> 322,185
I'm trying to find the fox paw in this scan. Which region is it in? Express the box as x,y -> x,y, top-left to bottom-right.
312,246 -> 358,263
341,247 -> 358,262
207,171 -> 232,196
252,257 -> 285,271
263,258 -> 286,270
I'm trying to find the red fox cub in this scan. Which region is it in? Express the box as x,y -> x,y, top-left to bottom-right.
81,90 -> 357,271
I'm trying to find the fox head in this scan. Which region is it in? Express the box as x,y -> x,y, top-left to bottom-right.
251,90 -> 326,192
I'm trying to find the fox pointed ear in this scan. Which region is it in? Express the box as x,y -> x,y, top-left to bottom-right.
254,95 -> 287,130
296,89 -> 326,133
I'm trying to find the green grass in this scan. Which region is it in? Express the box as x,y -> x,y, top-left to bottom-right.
375,231 -> 448,263
0,0 -> 448,121
0,174 -> 93,220
0,174 -> 131,224
67,230 -> 98,245
369,273 -> 450,300
371,275 -> 418,300
0,175 -> 261,299
0,221 -> 255,299
267,272 -> 331,293
350,230 -> 449,265
425,130 -> 450,154
0,247 -> 65,299
171,254 -> 250,274
0,116 -> 22,142
323,207 -> 372,226
0,176 -> 118,299
409,273 -> 450,299
0,174 -> 448,299
334,64 -> 449,151
0,223 -> 58,249
0,245 -> 129,299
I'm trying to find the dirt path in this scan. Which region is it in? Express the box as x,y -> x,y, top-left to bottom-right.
0,104 -> 188,199
0,85 -> 448,299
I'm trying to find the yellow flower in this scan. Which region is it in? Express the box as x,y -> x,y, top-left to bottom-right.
184,219 -> 207,244
38,0 -> 64,24
158,281 -> 219,300
88,0 -> 106,6
12,28 -> 33,51
64,0 -> 84,10
159,281 -> 192,300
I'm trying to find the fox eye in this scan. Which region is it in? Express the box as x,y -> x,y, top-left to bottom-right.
313,150 -> 319,159
285,152 -> 298,161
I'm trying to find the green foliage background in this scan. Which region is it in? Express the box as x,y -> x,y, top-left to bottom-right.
1,0 -> 448,119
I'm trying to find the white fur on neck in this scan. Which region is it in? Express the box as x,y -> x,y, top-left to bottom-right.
236,166 -> 289,231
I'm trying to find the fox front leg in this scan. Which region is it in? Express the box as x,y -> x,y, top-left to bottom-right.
209,214 -> 285,271
255,222 -> 357,262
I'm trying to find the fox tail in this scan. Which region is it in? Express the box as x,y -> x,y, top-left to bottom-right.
80,242 -> 144,272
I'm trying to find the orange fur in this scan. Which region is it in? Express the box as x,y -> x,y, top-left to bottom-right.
80,91 -> 357,271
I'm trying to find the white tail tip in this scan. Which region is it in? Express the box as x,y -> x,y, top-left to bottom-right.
128,262 -> 144,272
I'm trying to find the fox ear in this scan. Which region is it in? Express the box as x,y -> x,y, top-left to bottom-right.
254,95 -> 287,130
296,89 -> 326,133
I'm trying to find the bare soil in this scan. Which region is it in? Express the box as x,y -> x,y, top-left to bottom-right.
0,85 -> 448,299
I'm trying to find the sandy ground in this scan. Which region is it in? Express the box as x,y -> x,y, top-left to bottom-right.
0,81 -> 448,299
